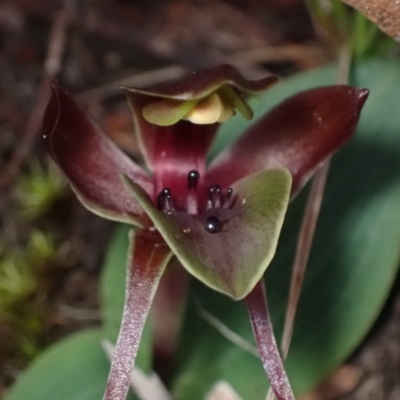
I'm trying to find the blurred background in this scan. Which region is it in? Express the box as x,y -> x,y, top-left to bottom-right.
0,1 -> 399,399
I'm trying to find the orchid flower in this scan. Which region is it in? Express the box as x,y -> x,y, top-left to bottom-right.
43,65 -> 368,400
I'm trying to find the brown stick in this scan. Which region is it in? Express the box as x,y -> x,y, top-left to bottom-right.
0,10 -> 70,191
280,159 -> 331,361
76,66 -> 187,104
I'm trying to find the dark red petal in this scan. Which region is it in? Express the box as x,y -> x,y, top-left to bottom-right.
245,281 -> 295,400
124,65 -> 279,206
207,86 -> 369,197
103,229 -> 172,400
43,82 -> 153,226
126,90 -> 218,208
123,64 -> 279,100
151,121 -> 220,208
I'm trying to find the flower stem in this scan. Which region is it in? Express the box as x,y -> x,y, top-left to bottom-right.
103,229 -> 172,400
245,281 -> 295,400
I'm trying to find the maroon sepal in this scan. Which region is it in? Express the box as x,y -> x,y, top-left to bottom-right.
43,83 -> 153,226
208,86 -> 369,197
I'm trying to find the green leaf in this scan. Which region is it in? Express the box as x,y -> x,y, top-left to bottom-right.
122,168 -> 291,300
173,59 -> 400,399
100,225 -> 153,372
4,329 -> 136,400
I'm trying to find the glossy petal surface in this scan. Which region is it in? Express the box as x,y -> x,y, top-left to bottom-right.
123,168 -> 291,300
148,121 -> 219,208
43,84 -> 152,226
208,86 -> 369,196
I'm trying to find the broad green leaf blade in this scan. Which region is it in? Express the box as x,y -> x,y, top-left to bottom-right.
123,168 -> 291,300
101,225 -> 131,343
4,329 -> 136,400
172,59 -> 400,399
100,225 -> 152,372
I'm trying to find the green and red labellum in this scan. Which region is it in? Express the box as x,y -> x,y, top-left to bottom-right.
122,168 -> 292,300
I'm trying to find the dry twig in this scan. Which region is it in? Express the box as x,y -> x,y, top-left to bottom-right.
77,66 -> 187,103
0,10 -> 70,191
342,0 -> 400,40
193,296 -> 259,357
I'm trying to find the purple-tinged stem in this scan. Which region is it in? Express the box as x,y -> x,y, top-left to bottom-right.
245,280 -> 295,400
280,159 -> 330,361
103,229 -> 172,400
